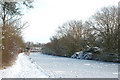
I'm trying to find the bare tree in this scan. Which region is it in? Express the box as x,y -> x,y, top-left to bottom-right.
0,0 -> 34,68
86,6 -> 118,52
118,2 -> 120,59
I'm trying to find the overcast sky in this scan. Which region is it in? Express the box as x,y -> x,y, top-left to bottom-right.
22,0 -> 119,43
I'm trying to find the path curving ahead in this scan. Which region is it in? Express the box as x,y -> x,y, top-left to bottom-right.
29,53 -> 118,78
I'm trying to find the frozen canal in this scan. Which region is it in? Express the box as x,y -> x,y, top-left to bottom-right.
29,53 -> 118,78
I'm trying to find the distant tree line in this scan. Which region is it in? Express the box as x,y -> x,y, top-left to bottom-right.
42,6 -> 119,62
25,41 -> 42,48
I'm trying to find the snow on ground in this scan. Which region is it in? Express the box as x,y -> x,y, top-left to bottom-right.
0,53 -> 49,79
30,53 -> 119,78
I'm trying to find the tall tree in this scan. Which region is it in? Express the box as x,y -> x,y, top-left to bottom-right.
0,0 -> 34,68
118,2 -> 120,59
86,6 -> 118,52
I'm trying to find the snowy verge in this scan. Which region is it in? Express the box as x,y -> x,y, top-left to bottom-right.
0,53 -> 49,79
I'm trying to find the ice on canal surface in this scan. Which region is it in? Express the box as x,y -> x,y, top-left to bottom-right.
30,53 -> 119,78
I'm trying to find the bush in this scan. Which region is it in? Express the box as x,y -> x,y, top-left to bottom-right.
98,52 -> 118,62
2,25 -> 25,68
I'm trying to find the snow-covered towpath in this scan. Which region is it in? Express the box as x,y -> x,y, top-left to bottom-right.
0,53 -> 49,79
29,53 -> 119,78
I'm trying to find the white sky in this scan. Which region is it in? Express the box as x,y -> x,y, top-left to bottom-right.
22,0 -> 119,43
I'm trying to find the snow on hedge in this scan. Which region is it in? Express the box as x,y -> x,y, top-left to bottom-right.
0,53 -> 49,79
